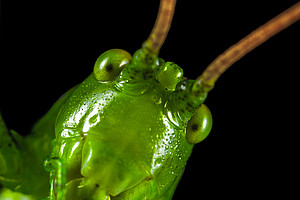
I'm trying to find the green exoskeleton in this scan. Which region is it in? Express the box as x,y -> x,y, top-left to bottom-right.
1,0 -> 300,199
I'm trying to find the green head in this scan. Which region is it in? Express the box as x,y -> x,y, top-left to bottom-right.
55,47 -> 213,198
52,1 -> 212,198
53,0 -> 300,199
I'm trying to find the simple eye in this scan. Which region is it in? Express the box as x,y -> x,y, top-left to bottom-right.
94,49 -> 132,82
186,104 -> 212,144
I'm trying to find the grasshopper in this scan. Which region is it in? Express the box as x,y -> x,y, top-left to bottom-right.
0,0 -> 300,199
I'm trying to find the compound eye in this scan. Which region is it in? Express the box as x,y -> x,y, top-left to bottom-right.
94,49 -> 132,82
186,104 -> 212,144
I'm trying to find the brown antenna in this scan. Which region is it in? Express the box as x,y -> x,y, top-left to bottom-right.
196,2 -> 300,92
144,0 -> 177,54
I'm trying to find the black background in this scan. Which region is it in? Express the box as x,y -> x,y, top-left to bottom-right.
1,0 -> 299,199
